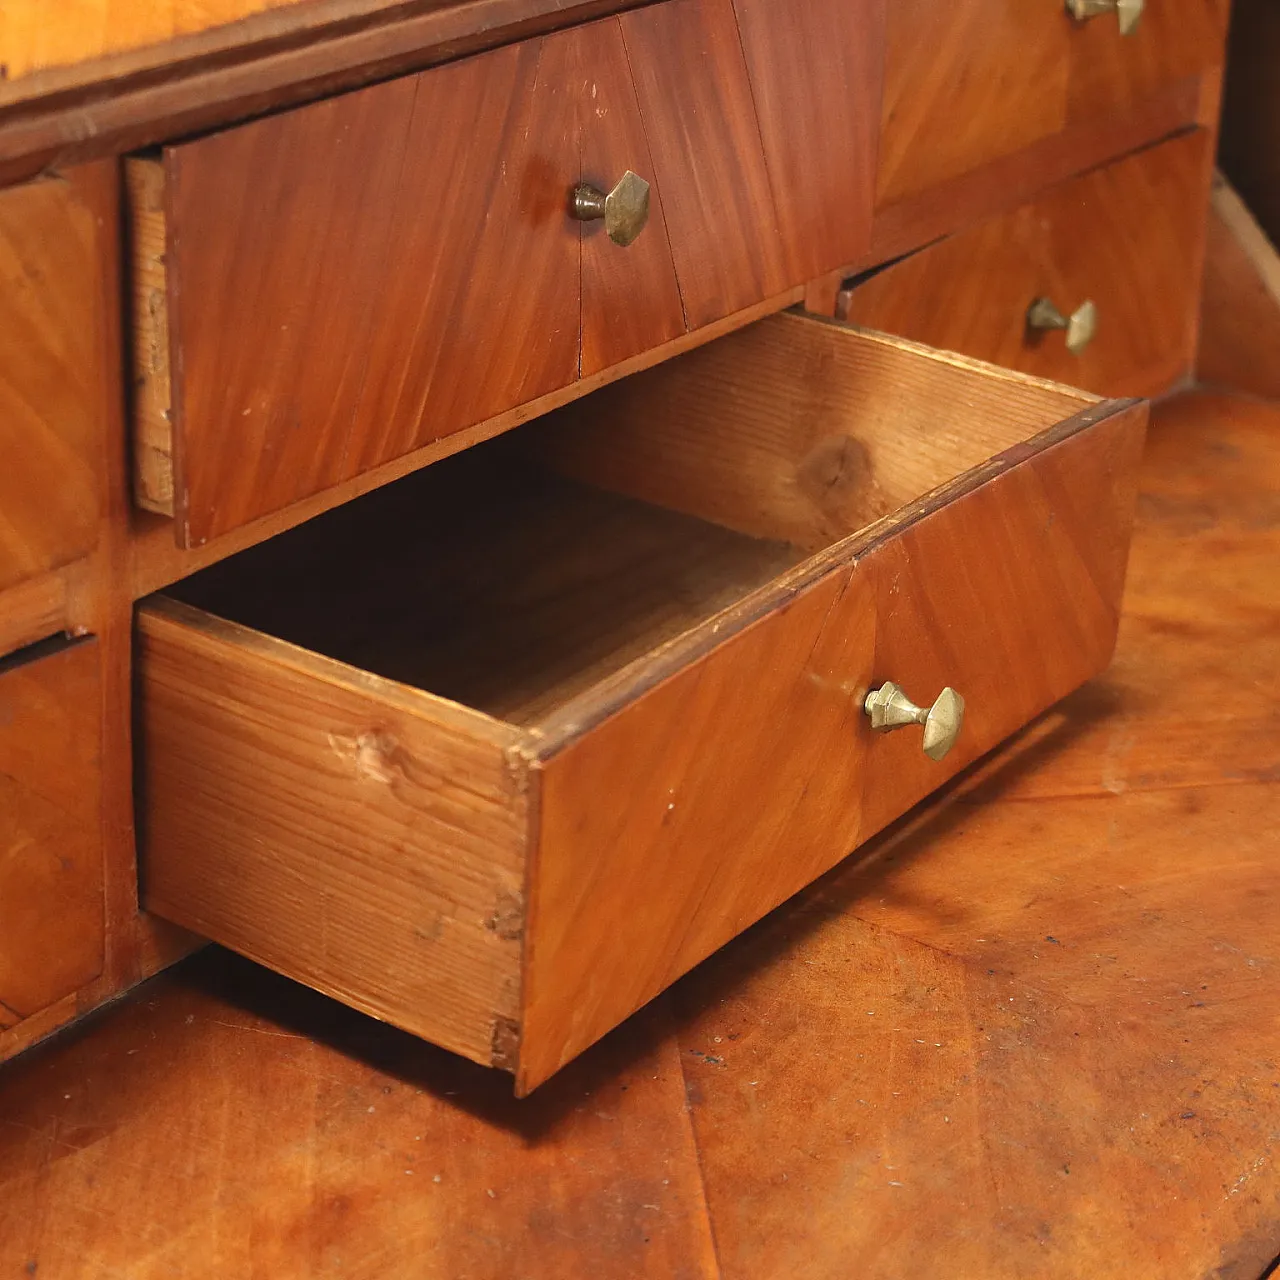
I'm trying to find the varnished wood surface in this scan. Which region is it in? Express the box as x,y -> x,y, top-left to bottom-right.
0,1 -> 655,187
126,285 -> 806,598
0,385 -> 1275,1276
0,161 -> 199,1070
0,639 -> 104,1033
150,0 -> 882,544
0,174 -> 103,593
136,316 -> 1140,1092
844,132 -> 1213,398
139,600 -> 528,1069
877,0 -> 1226,204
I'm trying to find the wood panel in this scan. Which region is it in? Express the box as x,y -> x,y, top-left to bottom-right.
138,600 -> 530,1069
1067,0 -> 1229,121
877,0 -> 1226,206
575,18 -> 685,377
845,131 -> 1213,397
877,0 -> 1069,204
519,395 -> 1144,1092
0,0 -> 309,82
730,0 -> 883,282
535,314 -> 1091,553
128,284 -> 806,600
858,403 -> 1146,839
0,174 -> 103,592
163,37 -> 579,546
0,638 -> 105,1032
619,0 -> 788,328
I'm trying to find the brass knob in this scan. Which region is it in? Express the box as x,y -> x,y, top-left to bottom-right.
864,682 -> 965,762
570,170 -> 651,247
1026,296 -> 1098,356
1066,0 -> 1143,35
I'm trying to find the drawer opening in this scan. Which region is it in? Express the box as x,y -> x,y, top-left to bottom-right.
161,313 -> 1095,734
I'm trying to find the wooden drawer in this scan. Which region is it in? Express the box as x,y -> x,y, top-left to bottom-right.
878,0 -> 1227,204
128,0 -> 880,548
137,313 -> 1145,1093
0,175 -> 103,594
842,131 -> 1213,398
0,637 -> 105,1037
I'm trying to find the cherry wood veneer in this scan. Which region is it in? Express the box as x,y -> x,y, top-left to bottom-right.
843,131 -> 1214,397
137,315 -> 1144,1091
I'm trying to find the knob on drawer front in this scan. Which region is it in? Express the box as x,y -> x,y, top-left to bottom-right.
570,170 -> 651,247
864,682 -> 966,762
1066,0 -> 1143,35
1026,296 -> 1099,356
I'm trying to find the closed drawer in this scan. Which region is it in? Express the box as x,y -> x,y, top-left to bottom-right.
878,0 -> 1227,204
128,0 -> 880,548
0,636 -> 105,1042
0,174 -> 103,594
843,131 -> 1212,398
138,313 -> 1145,1093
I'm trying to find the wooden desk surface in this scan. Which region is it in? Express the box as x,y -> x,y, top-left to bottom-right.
1,366 -> 1277,1275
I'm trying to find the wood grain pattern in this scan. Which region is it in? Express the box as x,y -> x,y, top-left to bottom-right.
127,284 -> 806,599
619,0 -> 788,328
535,313 -> 1091,552
730,0 -> 883,283
520,395 -> 1143,1090
0,174 -> 103,592
0,0 -> 309,82
166,449 -> 802,731
877,0 -> 1069,205
0,388 -> 1275,1277
574,17 -> 685,377
138,599 -> 529,1069
1067,0 -> 1229,122
0,2 -> 654,187
868,70 -> 1206,267
125,157 -> 174,517
845,132 -> 1213,398
162,39 -> 579,545
877,0 -> 1225,205
0,638 -> 105,1034
858,402 -> 1146,839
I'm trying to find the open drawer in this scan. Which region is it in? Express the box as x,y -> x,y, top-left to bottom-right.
137,313 -> 1146,1093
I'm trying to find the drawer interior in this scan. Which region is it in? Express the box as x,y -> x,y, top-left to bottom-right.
165,314 -> 1096,731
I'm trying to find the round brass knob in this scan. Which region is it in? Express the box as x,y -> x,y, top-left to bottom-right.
1026,296 -> 1098,356
1066,0 -> 1143,36
864,681 -> 965,762
570,170 -> 651,247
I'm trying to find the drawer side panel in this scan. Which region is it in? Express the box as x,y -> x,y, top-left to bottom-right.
139,602 -> 528,1068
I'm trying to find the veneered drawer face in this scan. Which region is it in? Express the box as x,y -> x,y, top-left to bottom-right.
0,637 -> 106,1035
130,0 -> 881,548
877,0 -> 1227,204
138,314 -> 1146,1093
0,176 -> 102,593
846,131 -> 1212,398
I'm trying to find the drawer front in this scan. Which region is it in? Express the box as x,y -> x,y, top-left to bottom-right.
878,0 -> 1226,204
0,638 -> 105,1034
139,316 -> 1144,1092
845,131 -> 1212,397
135,0 -> 880,546
0,175 -> 103,593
